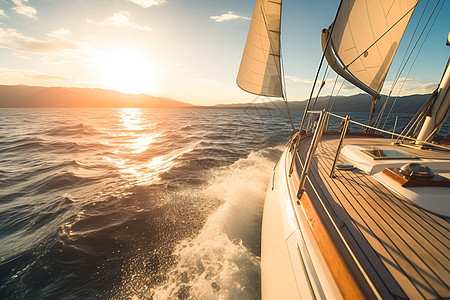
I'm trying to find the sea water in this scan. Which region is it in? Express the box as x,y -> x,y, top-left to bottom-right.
0,108 -> 446,299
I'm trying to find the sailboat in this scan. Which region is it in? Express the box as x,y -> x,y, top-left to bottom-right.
237,0 -> 449,299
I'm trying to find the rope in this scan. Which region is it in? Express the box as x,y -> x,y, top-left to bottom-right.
394,93 -> 434,143
328,112 -> 450,151
381,0 -> 444,130
311,65 -> 330,111
374,0 -> 431,128
325,74 -> 340,112
440,128 -> 450,143
298,0 -> 344,132
328,79 -> 345,113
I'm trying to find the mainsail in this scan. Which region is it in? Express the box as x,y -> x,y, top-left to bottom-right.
323,0 -> 418,97
236,0 -> 283,97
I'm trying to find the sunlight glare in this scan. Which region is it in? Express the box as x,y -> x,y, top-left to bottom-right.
97,47 -> 158,94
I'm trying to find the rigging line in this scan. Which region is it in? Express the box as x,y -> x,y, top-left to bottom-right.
311,64 -> 330,110
325,74 -> 340,111
423,108 -> 449,142
384,0 -> 430,97
388,0 -> 440,87
345,0 -> 421,70
260,0 -> 295,132
394,101 -> 424,142
328,79 -> 345,114
382,0 -> 445,130
374,95 -> 389,128
374,2 -> 428,131
395,96 -> 431,143
324,74 -> 340,130
325,74 -> 340,112
380,0 -> 438,130
299,0 -> 344,132
282,72 -> 296,132
440,128 -> 450,143
411,95 -> 436,137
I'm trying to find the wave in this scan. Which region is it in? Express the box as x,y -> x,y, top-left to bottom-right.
120,146 -> 283,299
45,123 -> 100,137
0,138 -> 107,155
0,139 -> 47,154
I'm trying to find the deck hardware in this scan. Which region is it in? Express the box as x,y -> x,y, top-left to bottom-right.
400,163 -> 434,178
336,163 -> 354,170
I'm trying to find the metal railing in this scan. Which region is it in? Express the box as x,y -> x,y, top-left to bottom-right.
290,110 -> 449,199
293,110 -> 328,199
329,115 -> 350,178
328,112 -> 450,151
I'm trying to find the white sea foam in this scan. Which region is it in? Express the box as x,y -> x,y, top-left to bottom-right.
149,146 -> 283,299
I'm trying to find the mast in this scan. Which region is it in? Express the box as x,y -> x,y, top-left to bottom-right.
416,54 -> 450,144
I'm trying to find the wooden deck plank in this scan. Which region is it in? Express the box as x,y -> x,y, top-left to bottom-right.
315,160 -> 431,299
297,135 -> 450,299
299,141 -> 416,299
321,139 -> 450,245
319,141 -> 450,270
316,141 -> 449,298
304,157 -> 407,298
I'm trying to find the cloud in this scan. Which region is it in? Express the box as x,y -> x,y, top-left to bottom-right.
12,0 -> 37,19
88,11 -> 152,31
48,28 -> 72,38
127,0 -> 166,8
0,68 -> 74,84
210,11 -> 250,23
285,76 -> 314,84
0,9 -> 6,18
340,81 -> 358,91
24,72 -> 73,81
0,28 -> 78,53
382,78 -> 437,96
0,27 -> 96,65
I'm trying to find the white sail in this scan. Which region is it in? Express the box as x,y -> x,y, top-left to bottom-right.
236,0 -> 283,97
324,0 -> 417,96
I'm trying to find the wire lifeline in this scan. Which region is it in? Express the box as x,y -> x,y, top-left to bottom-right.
374,0 -> 432,128
381,0 -> 445,131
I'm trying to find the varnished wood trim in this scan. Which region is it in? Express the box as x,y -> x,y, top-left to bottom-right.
291,152 -> 367,299
382,168 -> 450,187
298,191 -> 366,300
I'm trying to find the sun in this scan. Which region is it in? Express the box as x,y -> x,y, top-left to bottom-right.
96,47 -> 158,94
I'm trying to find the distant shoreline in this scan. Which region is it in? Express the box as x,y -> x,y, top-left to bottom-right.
0,84 -> 431,113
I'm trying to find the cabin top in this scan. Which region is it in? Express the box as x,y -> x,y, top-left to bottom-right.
341,140 -> 450,216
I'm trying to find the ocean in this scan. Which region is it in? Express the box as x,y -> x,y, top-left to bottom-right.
0,108 -> 446,299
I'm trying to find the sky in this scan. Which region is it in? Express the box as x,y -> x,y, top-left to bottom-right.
0,0 -> 448,105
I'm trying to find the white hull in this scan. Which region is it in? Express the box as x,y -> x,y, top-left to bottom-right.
261,134 -> 450,299
261,148 -> 342,299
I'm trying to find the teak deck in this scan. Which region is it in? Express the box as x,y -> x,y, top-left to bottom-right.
296,135 -> 450,299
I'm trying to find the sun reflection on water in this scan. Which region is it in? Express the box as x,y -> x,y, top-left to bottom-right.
105,108 -> 197,185
120,108 -> 146,131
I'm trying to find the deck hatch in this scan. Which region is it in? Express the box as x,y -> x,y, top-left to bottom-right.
360,148 -> 416,160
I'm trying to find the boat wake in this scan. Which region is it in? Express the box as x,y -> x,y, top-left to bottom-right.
124,146 -> 283,299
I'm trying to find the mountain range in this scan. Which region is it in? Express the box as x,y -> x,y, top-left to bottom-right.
0,85 -> 431,113
212,93 -> 431,113
0,85 -> 192,108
